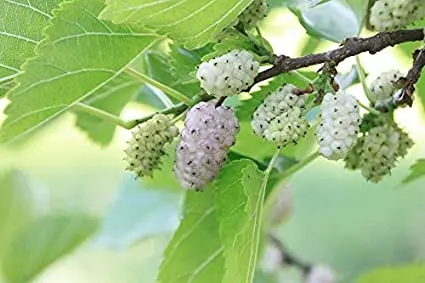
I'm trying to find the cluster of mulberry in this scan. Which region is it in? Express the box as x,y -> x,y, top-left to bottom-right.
317,91 -> 361,160
344,119 -> 414,182
196,50 -> 259,98
369,70 -> 403,108
251,84 -> 310,146
124,114 -> 179,178
174,101 -> 240,190
369,0 -> 425,31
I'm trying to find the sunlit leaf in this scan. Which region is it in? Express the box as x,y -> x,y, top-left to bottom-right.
0,0 -> 62,96
0,0 -> 158,144
99,0 -> 254,49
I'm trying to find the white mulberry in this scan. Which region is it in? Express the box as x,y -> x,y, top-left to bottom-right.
251,84 -> 309,146
369,0 -> 425,31
174,101 -> 239,190
346,123 -> 414,182
317,91 -> 361,160
197,50 -> 259,98
238,0 -> 268,30
369,70 -> 403,107
125,114 -> 179,178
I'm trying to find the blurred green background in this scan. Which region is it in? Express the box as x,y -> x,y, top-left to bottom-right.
1,3 -> 425,283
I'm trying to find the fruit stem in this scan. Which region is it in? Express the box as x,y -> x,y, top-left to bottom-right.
355,56 -> 375,104
73,103 -> 133,129
125,67 -> 192,106
264,151 -> 320,214
73,103 -> 189,129
357,99 -> 381,116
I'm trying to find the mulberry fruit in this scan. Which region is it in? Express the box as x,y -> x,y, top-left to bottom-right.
125,114 -> 179,178
369,0 -> 425,31
196,50 -> 259,98
317,91 -> 361,160
238,0 -> 268,30
251,84 -> 309,146
369,70 -> 403,107
174,101 -> 239,190
345,122 -> 414,183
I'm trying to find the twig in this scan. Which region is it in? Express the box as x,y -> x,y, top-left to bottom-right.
398,47 -> 425,106
268,234 -> 311,273
254,29 -> 424,84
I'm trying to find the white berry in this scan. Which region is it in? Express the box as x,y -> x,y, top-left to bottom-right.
174,101 -> 239,190
317,91 -> 361,160
197,50 -> 259,98
369,0 -> 425,31
369,70 -> 403,107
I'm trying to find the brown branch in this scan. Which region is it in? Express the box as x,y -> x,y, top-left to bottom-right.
395,47 -> 425,106
254,28 -> 424,84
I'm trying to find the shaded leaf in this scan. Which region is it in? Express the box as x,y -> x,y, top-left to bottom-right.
357,264 -> 425,283
0,0 -> 158,144
157,189 -> 225,283
94,175 -> 181,249
403,159 -> 425,185
2,214 -> 97,283
76,73 -> 140,145
0,0 -> 62,96
100,0 -> 254,49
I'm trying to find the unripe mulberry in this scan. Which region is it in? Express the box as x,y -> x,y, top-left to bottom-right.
125,114 -> 179,178
174,101 -> 239,190
369,70 -> 403,107
344,136 -> 365,170
369,0 -> 425,31
196,50 -> 259,98
238,0 -> 268,30
346,123 -> 414,182
317,91 -> 361,160
251,84 -> 309,146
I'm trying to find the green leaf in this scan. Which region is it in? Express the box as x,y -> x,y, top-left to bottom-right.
357,264 -> 425,283
75,73 -> 139,145
402,159 -> 425,185
99,0 -> 254,49
2,214 -> 97,283
290,0 -> 363,42
0,0 -> 62,97
94,175 -> 181,249
0,0 -> 158,144
157,190 -> 225,283
0,170 -> 41,258
213,160 -> 264,283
